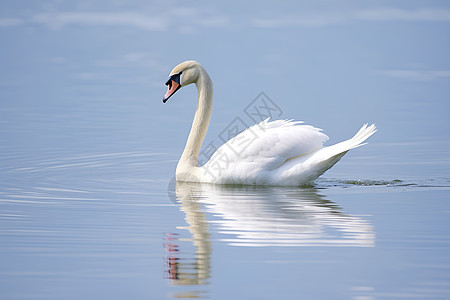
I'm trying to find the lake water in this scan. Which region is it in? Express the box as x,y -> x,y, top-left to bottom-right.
1,2 -> 450,299
0,95 -> 449,299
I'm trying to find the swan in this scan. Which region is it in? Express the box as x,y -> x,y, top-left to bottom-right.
163,60 -> 376,186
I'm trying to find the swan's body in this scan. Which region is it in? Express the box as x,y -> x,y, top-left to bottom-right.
163,60 -> 376,186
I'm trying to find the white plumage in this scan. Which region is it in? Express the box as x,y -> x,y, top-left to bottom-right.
163,61 -> 376,186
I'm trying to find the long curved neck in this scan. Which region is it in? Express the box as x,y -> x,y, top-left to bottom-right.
178,67 -> 213,169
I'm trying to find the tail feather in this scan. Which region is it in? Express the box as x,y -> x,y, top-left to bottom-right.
319,124 -> 376,159
275,124 -> 377,185
301,124 -> 376,180
338,123 -> 377,151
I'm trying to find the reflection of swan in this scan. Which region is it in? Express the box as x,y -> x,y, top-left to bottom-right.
164,182 -> 211,287
173,181 -> 373,251
206,186 -> 374,247
163,60 -> 376,185
165,182 -> 374,294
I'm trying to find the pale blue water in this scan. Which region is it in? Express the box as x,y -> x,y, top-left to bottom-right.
1,1 -> 450,299
0,145 -> 449,299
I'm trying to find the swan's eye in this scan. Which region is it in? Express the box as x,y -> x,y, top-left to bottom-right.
170,71 -> 182,85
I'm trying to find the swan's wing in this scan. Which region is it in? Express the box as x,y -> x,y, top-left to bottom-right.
202,119 -> 328,182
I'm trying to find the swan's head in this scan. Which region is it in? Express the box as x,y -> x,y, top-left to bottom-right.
163,60 -> 202,103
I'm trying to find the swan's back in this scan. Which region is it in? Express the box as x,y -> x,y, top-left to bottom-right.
202,119 -> 329,185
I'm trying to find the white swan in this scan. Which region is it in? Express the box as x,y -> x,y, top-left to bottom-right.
163,60 -> 376,186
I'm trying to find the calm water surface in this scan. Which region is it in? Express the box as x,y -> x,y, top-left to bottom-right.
1,133 -> 449,299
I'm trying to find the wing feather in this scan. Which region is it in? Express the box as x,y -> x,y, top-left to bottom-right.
202,119 -> 328,182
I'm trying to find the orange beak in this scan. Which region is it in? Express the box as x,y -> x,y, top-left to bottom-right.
163,80 -> 180,103
163,71 -> 182,103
